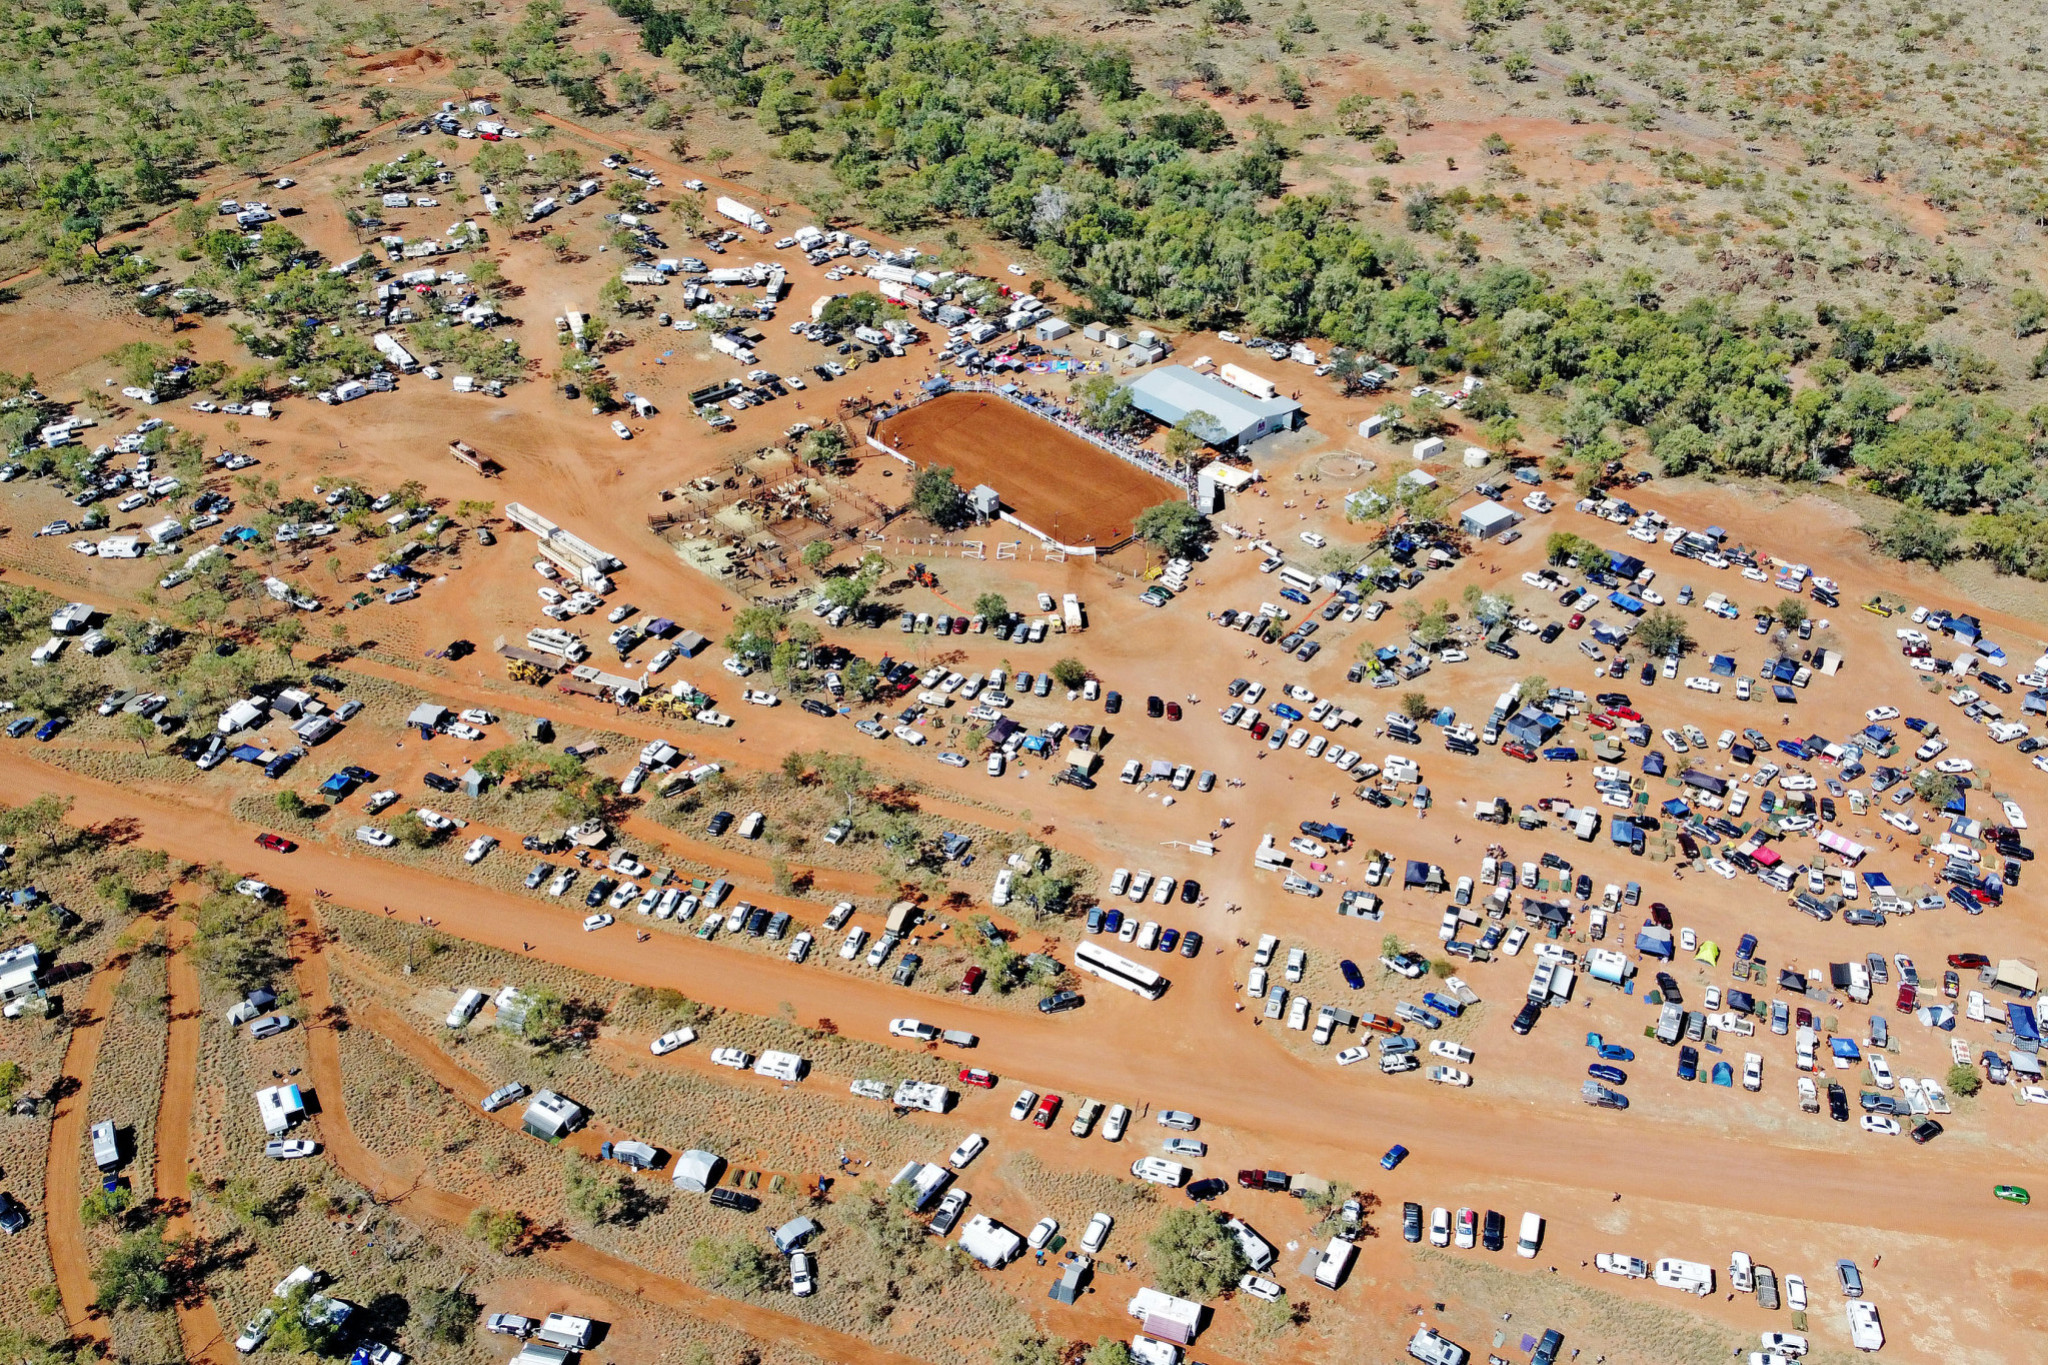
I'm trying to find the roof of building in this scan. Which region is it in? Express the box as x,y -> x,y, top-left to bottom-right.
1124,366 -> 1299,443
1461,499 -> 1521,532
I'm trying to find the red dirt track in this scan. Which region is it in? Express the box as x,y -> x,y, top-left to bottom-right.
874,391 -> 1178,546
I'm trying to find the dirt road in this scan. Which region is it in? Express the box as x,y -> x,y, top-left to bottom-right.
288,904 -> 932,1365
42,944 -> 132,1345
156,908 -> 234,1365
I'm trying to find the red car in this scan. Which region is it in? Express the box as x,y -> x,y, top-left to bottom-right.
959,966 -> 986,994
1249,721 -> 1269,741
254,833 -> 296,853
1948,953 -> 1990,970
1609,707 -> 1643,722
1896,983 -> 1918,1012
1030,1093 -> 1062,1129
1567,613 -> 1585,629
1587,714 -> 1615,730
959,1067 -> 997,1089
1502,740 -> 1537,762
1165,702 -> 1182,721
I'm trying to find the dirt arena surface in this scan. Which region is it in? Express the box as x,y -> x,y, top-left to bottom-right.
873,390 -> 1183,547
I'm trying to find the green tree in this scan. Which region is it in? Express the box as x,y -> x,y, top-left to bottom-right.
467,1207 -> 529,1254
1515,675 -> 1548,703
274,790 -> 307,821
974,591 -> 1009,622
802,539 -> 833,571
1162,410 -> 1216,464
1400,691 -> 1430,720
1050,658 -> 1087,690
1074,374 -> 1142,434
1774,598 -> 1809,632
725,605 -> 786,662
1946,1061 -> 1981,1098
1634,608 -> 1691,658
911,465 -> 968,528
1911,771 -> 1959,808
1872,508 -> 1959,567
1147,1208 -> 1249,1299
1085,1340 -> 1134,1365
0,1060 -> 24,1103
93,1224 -> 173,1311
1134,501 -> 1211,558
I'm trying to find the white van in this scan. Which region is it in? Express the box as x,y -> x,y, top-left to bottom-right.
446,988 -> 486,1028
1516,1211 -> 1544,1259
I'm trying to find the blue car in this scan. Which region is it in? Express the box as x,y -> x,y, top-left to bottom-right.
1677,1045 -> 1700,1082
1422,990 -> 1465,1018
1596,1042 -> 1635,1062
1279,588 -> 1310,605
1159,927 -> 1180,953
1542,746 -> 1580,761
1273,703 -> 1303,722
34,716 -> 66,742
1103,908 -> 1124,934
1340,959 -> 1365,990
1588,1063 -> 1627,1085
1380,1144 -> 1409,1171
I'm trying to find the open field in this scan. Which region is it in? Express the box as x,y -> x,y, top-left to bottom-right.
874,392 -> 1185,548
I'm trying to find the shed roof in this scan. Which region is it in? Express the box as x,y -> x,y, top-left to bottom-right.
1460,499 -> 1521,534
1123,366 -> 1299,443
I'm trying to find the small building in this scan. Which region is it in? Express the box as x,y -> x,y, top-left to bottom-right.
1122,365 -> 1302,451
1459,500 -> 1523,541
1127,1287 -> 1204,1346
967,484 -> 1001,519
672,1148 -> 725,1192
1396,469 -> 1438,496
1034,317 -> 1072,342
520,1089 -> 585,1140
1412,437 -> 1445,461
255,1083 -> 307,1135
1358,413 -> 1385,439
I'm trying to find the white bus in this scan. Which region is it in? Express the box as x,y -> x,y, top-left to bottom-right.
1074,941 -> 1167,1000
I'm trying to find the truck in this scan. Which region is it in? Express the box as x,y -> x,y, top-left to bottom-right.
524,628 -> 588,663
715,195 -> 770,232
711,332 -> 757,363
1062,593 -> 1085,632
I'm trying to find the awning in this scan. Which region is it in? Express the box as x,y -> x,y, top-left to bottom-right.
1994,959 -> 2039,994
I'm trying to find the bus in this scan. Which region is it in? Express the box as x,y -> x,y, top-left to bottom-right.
1074,941 -> 1168,1000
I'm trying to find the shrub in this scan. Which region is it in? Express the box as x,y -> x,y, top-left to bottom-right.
1946,1062 -> 1981,1098
1146,1207 -> 1248,1298
689,1235 -> 776,1291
